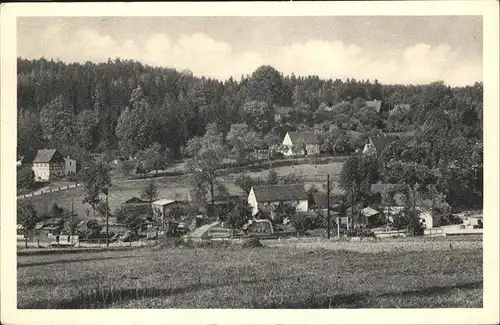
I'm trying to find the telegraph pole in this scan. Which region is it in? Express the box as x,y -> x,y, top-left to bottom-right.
327,174 -> 331,239
102,187 -> 109,247
71,200 -> 74,249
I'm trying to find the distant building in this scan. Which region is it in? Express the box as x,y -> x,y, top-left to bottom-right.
419,210 -> 441,229
151,199 -> 190,224
64,156 -> 77,175
362,134 -> 399,156
248,184 -> 309,216
389,103 -> 411,117
21,149 -> 65,182
274,106 -> 293,122
365,99 -> 383,113
282,132 -> 320,156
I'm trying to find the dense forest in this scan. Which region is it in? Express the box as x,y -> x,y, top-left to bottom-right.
17,57 -> 483,209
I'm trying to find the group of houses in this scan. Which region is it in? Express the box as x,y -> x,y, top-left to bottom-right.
17,149 -> 77,182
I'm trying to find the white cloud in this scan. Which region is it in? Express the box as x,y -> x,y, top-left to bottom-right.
22,26 -> 481,86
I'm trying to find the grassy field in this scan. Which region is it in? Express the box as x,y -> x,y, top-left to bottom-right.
23,161 -> 345,220
17,236 -> 482,309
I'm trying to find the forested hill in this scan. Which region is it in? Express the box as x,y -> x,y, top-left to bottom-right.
17,57 -> 482,164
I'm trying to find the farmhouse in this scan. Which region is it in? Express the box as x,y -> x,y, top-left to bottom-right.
248,184 -> 309,216
362,134 -> 399,156
282,132 -> 320,156
21,149 -> 65,182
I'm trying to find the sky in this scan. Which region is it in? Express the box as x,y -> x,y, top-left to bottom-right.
17,16 -> 482,86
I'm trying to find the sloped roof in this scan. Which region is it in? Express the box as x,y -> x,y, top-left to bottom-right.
252,184 -> 308,202
311,193 -> 345,209
152,199 -> 176,206
287,132 -> 320,145
361,207 -> 380,217
365,100 -> 382,112
124,197 -> 150,204
21,149 -> 62,163
369,135 -> 399,156
370,183 -> 405,194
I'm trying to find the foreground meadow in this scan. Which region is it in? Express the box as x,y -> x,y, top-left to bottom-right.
17,237 -> 482,309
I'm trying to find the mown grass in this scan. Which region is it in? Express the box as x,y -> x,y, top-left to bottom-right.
23,161 -> 345,220
17,237 -> 482,309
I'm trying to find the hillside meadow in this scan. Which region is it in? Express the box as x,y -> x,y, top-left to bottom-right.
17,236 -> 483,309
22,161 -> 345,220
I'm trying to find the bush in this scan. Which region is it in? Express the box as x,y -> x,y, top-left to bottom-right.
17,167 -> 35,190
346,227 -> 375,238
291,213 -> 314,234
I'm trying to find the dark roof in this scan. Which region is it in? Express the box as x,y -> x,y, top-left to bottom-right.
124,197 -> 150,204
369,135 -> 399,156
365,100 -> 382,112
311,193 -> 345,209
21,149 -> 63,163
252,184 -> 308,202
287,132 -> 320,145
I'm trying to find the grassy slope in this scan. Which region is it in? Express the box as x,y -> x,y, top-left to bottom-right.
17,237 -> 482,309
23,161 -> 345,219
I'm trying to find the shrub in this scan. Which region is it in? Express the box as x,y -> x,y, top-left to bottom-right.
291,213 -> 314,234
17,167 -> 35,190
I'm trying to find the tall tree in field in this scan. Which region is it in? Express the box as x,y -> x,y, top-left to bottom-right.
136,142 -> 170,175
383,160 -> 438,233
141,180 -> 159,203
39,95 -> 76,148
78,162 -> 112,218
226,123 -> 260,163
186,123 -> 227,217
339,153 -> 379,227
17,201 -> 39,248
242,101 -> 275,134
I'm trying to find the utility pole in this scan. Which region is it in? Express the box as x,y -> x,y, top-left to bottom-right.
71,200 -> 74,249
102,187 -> 109,247
327,174 -> 331,239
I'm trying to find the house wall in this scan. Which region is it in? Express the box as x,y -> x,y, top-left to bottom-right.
248,188 -> 259,215
64,158 -> 77,175
305,144 -> 320,156
282,133 -> 294,156
31,162 -> 64,181
297,199 -> 308,212
420,211 -> 441,229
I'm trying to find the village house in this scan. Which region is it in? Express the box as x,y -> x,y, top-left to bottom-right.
282,132 -> 320,156
248,184 -> 309,216
362,134 -> 399,156
151,199 -> 190,225
21,149 -> 66,182
365,99 -> 383,113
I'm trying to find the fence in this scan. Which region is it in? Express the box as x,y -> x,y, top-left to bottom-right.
17,183 -> 82,199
